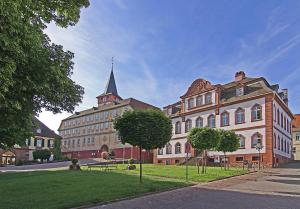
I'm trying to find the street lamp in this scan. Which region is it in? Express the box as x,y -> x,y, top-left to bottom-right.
255,142 -> 263,170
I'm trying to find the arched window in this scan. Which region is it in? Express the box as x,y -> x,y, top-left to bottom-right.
196,96 -> 203,106
251,133 -> 262,148
208,114 -> 215,128
166,143 -> 172,154
205,92 -> 212,104
175,121 -> 181,134
188,98 -> 194,109
251,104 -> 262,121
274,134 -> 276,148
185,119 -> 192,133
235,108 -> 245,124
239,135 -> 245,149
158,148 -> 163,155
196,117 -> 203,128
221,111 -> 230,127
175,142 -> 181,154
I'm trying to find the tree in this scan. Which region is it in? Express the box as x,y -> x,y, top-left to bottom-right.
217,130 -> 240,170
0,0 -> 89,149
33,149 -> 51,163
114,109 -> 172,183
188,127 -> 220,174
52,136 -> 62,160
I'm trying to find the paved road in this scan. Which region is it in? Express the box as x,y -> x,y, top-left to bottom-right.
0,159 -> 97,172
89,161 -> 300,209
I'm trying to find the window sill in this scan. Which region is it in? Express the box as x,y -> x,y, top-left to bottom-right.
235,122 -> 245,125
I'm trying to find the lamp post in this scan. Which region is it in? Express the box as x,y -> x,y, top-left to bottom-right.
255,142 -> 263,170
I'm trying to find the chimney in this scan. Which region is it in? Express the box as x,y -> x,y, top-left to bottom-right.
282,89 -> 288,105
235,71 -> 246,82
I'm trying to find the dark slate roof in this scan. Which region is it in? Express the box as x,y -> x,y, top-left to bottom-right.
33,117 -> 59,138
104,69 -> 118,96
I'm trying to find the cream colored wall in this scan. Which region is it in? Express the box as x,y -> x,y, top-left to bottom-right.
292,131 -> 300,160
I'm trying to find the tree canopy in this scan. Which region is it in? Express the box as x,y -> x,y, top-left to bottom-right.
114,109 -> 172,150
114,109 -> 172,182
0,0 -> 89,148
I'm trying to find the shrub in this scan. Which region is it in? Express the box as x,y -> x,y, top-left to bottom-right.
128,158 -> 134,165
127,164 -> 136,170
69,164 -> 81,170
71,158 -> 78,165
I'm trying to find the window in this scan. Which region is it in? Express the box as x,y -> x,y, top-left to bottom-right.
296,134 -> 300,141
251,133 -> 262,148
166,143 -> 172,154
277,137 -> 280,150
284,116 -> 287,130
236,87 -> 244,96
36,128 -> 41,134
91,137 -> 95,145
239,135 -> 245,149
77,139 -> 80,147
185,119 -> 192,133
158,148 -> 163,155
72,139 -> 75,147
274,134 -> 276,148
235,108 -> 245,124
251,104 -> 262,121
188,98 -> 194,109
287,142 -> 290,154
175,143 -> 181,154
175,121 -> 181,134
196,96 -> 203,106
236,156 -> 244,162
205,93 -> 212,104
221,111 -> 229,126
281,138 -> 283,151
281,113 -> 283,128
273,105 -> 276,122
277,109 -> 280,125
208,114 -> 215,128
252,156 -> 259,161
284,140 -> 286,153
196,117 -> 203,128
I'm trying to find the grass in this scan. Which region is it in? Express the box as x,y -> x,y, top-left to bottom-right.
0,165 -> 247,209
0,170 -> 188,209
84,164 -> 248,183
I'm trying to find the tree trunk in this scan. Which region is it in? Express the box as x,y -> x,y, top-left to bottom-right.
224,152 -> 226,170
204,150 -> 207,174
201,151 -> 205,174
139,145 -> 142,183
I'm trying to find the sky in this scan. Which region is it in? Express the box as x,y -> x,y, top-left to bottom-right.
39,0 -> 300,132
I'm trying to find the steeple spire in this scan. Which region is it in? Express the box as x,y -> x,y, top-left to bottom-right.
104,57 -> 118,96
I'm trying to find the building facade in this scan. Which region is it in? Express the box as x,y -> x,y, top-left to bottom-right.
58,65 -> 156,162
0,117 -> 58,165
292,114 -> 300,160
154,71 -> 293,167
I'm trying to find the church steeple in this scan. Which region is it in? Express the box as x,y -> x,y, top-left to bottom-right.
97,58 -> 122,106
104,58 -> 118,96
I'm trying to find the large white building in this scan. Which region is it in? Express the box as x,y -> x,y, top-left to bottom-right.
154,71 -> 293,167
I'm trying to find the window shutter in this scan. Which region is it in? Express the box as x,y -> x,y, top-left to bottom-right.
48,140 -> 50,147
34,138 -> 37,146
42,139 -> 45,147
28,138 -> 31,146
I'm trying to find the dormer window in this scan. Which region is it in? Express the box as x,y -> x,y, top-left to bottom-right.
205,93 -> 212,104
188,98 -> 194,109
236,86 -> 244,96
167,108 -> 172,115
196,96 -> 203,106
36,128 -> 41,134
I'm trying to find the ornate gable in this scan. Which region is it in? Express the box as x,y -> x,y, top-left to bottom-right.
181,78 -> 215,98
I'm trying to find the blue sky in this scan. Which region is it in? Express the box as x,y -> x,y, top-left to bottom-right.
40,0 -> 300,131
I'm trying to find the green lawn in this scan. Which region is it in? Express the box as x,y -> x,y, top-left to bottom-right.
0,165 -> 247,209
84,164 -> 247,183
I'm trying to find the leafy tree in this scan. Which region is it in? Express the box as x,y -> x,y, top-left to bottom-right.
33,149 -> 51,163
0,0 -> 89,149
114,109 -> 172,183
52,136 -> 62,160
188,127 -> 220,174
217,130 -> 240,170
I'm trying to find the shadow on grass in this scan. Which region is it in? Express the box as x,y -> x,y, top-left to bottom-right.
0,170 -> 189,209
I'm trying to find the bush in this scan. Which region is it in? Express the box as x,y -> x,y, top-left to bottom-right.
69,164 -> 81,170
128,158 -> 134,165
71,158 -> 78,165
32,149 -> 51,163
127,164 -> 136,170
16,160 -> 24,166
